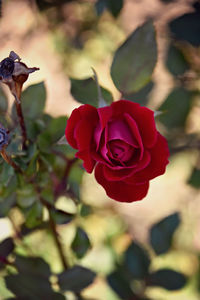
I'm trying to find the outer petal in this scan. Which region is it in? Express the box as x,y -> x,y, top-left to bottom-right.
111,100 -> 157,147
65,108 -> 81,149
95,164 -> 149,203
134,132 -> 169,183
65,104 -> 98,149
76,150 -> 96,173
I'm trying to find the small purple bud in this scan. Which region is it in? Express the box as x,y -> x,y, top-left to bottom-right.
0,128 -> 9,151
0,58 -> 15,78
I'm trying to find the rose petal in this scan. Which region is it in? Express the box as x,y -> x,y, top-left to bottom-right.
76,150 -> 96,173
65,109 -> 81,149
111,100 -> 157,147
95,164 -> 149,202
103,150 -> 150,181
134,132 -> 169,182
107,119 -> 138,147
98,105 -> 112,129
65,104 -> 98,149
124,113 -> 144,159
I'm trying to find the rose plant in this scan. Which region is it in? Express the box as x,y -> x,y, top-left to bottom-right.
65,100 -> 169,202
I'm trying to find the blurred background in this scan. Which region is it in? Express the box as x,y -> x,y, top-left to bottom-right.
1,0 -> 200,299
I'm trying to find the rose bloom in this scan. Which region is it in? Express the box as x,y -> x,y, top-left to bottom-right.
65,100 -> 169,203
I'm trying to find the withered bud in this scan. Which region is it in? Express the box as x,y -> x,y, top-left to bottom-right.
0,57 -> 15,79
0,126 -> 9,151
0,51 -> 39,103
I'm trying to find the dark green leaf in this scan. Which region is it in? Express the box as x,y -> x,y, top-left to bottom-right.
0,163 -> 14,186
107,270 -> 135,299
0,87 -> 8,113
123,81 -> 154,106
95,0 -> 107,16
15,255 -> 51,277
21,82 -> 46,119
0,193 -> 16,218
37,116 -> 67,152
71,227 -> 91,258
169,11 -> 200,46
111,21 -> 157,94
70,77 -> 113,107
50,208 -> 74,225
96,0 -> 123,17
188,168 -> 200,189
5,274 -> 56,300
17,184 -> 38,208
25,151 -> 39,177
124,242 -> 150,279
148,269 -> 187,290
0,238 -> 14,257
150,213 -> 180,255
166,44 -> 189,76
107,0 -> 123,17
80,204 -> 92,217
158,87 -> 193,130
25,202 -> 43,228
58,265 -> 96,292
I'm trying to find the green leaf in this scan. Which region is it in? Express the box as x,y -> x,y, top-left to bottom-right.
70,77 -> 113,107
58,266 -> 96,292
111,21 -> 157,94
37,116 -> 67,152
158,87 -> 193,130
5,274 -> 57,300
21,82 -> 46,119
0,163 -> 14,187
107,0 -> 123,17
50,208 -> 74,225
0,87 -> 8,113
147,269 -> 187,290
123,81 -> 154,106
17,184 -> 38,208
71,227 -> 91,258
15,255 -> 51,277
107,270 -> 135,299
166,44 -> 189,76
124,242 -> 150,279
150,213 -> 180,255
95,0 -> 107,16
25,151 -> 39,177
25,202 -> 43,228
169,9 -> 200,47
0,193 -> 16,218
188,168 -> 200,189
80,204 -> 92,217
96,0 -> 123,17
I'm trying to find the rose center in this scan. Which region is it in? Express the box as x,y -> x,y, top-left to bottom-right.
108,139 -> 134,163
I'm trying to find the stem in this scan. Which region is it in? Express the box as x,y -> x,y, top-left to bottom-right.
39,197 -> 69,270
0,147 -> 22,173
48,212 -> 68,270
15,101 -> 27,150
54,157 -> 77,197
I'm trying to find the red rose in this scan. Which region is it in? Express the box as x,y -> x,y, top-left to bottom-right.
65,100 -> 169,203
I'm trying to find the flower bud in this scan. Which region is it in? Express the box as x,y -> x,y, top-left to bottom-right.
0,51 -> 39,102
0,127 -> 9,151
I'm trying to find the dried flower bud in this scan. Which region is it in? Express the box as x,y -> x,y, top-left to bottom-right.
0,51 -> 39,102
0,58 -> 15,79
0,126 -> 9,151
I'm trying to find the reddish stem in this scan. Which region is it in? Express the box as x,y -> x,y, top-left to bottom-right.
15,101 -> 27,150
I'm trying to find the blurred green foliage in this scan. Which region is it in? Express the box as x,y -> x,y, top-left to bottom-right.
0,1 -> 200,299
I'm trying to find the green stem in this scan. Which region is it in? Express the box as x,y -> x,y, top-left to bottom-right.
0,147 -> 22,173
